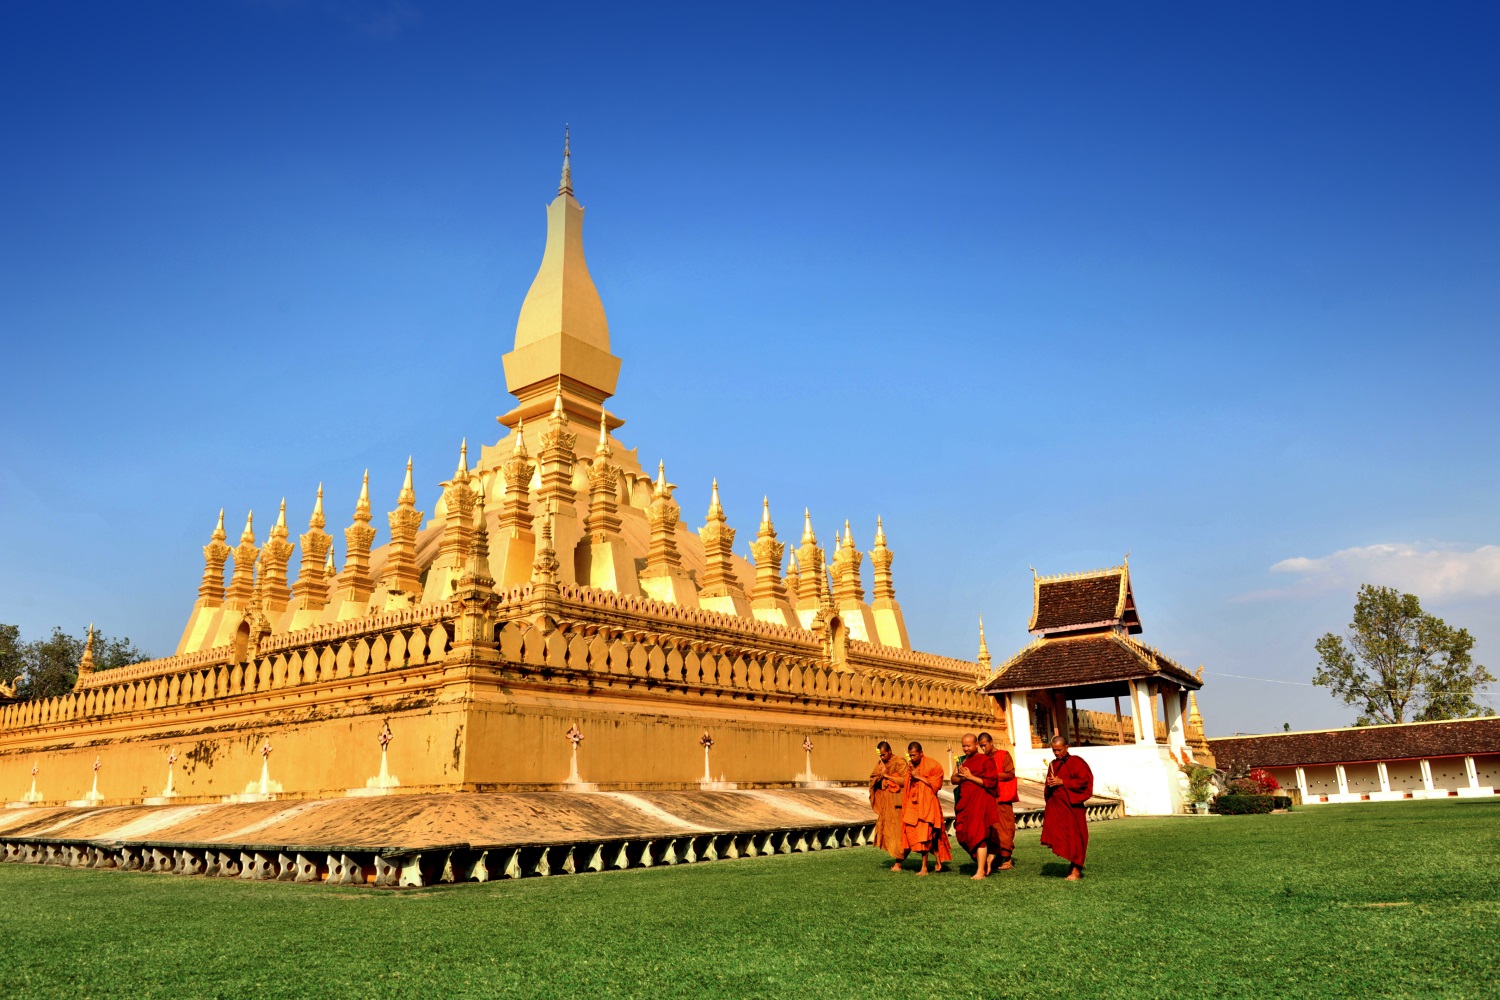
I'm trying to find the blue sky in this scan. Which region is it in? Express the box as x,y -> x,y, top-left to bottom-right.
1,2 -> 1497,735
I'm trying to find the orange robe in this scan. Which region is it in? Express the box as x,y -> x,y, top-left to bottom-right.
899,756 -> 953,861
868,756 -> 909,859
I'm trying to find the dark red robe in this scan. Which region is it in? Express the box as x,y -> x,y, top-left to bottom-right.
953,750 -> 1000,856
1040,752 -> 1094,867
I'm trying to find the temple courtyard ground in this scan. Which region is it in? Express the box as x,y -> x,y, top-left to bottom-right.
0,799 -> 1493,998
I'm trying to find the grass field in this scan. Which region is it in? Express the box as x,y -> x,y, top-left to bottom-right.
1,800 -> 1496,998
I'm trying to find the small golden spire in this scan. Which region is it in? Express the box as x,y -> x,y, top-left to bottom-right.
398,456 -> 415,506
310,484 -> 325,530
707,478 -> 723,519
512,417 -> 529,459
874,515 -> 886,546
595,411 -> 611,458
977,615 -> 991,665
356,470 -> 371,519
655,461 -> 666,494
239,511 -> 256,545
213,508 -> 226,542
274,498 -> 287,532
455,438 -> 469,478
761,496 -> 772,528
324,545 -> 336,574
843,519 -> 855,551
802,509 -> 816,545
558,124 -> 573,197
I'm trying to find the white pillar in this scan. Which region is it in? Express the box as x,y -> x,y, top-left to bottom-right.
1466,756 -> 1480,789
1377,761 -> 1390,793
1164,689 -> 1186,749
1296,766 -> 1308,799
1420,759 -> 1435,791
1009,693 -> 1032,753
1132,681 -> 1157,745
1336,764 -> 1349,795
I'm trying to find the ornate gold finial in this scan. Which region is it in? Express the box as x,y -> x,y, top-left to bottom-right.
260,497 -> 295,612
642,461 -> 684,579
512,417 -> 529,459
870,517 -> 896,605
382,457 -> 425,600
558,124 -> 573,197
225,510 -> 260,610
293,483 -> 333,612
977,615 -> 991,667
762,497 -> 771,527
595,411 -> 611,458
398,457 -> 415,507
310,484 -> 325,530
455,438 -> 469,478
338,471 -> 377,605
707,478 -> 724,519
751,498 -> 789,609
198,509 -> 233,606
324,545 -> 336,574
802,509 -> 816,545
531,508 -> 561,592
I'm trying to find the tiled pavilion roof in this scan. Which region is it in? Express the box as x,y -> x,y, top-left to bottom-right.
980,631 -> 1201,694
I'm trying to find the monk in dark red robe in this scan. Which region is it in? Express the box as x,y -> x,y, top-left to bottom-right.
977,731 -> 1017,873
897,741 -> 952,875
952,733 -> 999,880
1040,736 -> 1093,880
868,740 -> 909,861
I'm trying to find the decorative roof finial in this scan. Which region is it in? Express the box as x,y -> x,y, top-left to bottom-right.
761,496 -> 771,527
512,417 -> 529,458
558,124 -> 573,197
275,498 -> 287,531
596,411 -> 611,457
239,511 -> 256,544
456,439 -> 469,478
874,515 -> 886,546
802,509 -> 816,545
213,508 -> 226,542
310,484 -> 325,529
399,456 -> 415,506
708,478 -> 723,518
356,470 -> 371,518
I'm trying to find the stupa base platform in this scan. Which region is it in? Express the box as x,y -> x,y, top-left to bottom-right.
0,784 -> 1123,888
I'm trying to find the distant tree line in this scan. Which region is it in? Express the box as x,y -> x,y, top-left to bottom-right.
0,624 -> 151,701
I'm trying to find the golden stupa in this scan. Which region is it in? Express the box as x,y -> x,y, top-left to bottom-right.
0,136 -> 993,804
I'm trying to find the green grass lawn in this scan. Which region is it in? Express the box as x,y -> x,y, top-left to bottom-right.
1,800 -> 1496,999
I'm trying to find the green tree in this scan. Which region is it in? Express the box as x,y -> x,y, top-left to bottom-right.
1313,585 -> 1493,725
0,625 -> 151,701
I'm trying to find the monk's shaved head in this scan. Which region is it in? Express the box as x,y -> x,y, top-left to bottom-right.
876,740 -> 892,752
961,733 -> 977,752
908,741 -> 923,753
1051,735 -> 1068,748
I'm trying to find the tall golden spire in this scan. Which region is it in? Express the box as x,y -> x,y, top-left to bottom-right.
78,623 -> 96,680
698,479 -> 744,603
868,517 -> 909,649
427,440 -> 478,603
381,457 -> 424,602
870,516 -> 895,603
259,498 -> 295,612
337,471 -> 377,605
499,418 -> 536,535
501,129 -> 621,432
225,511 -> 259,610
584,411 -> 621,542
292,485 -> 333,613
197,509 -> 232,606
831,518 -> 864,606
750,497 -> 793,621
795,510 -> 825,608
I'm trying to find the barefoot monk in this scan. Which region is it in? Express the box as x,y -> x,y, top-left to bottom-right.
952,733 -> 999,880
869,740 -> 909,863
898,742 -> 952,875
1040,735 -> 1093,881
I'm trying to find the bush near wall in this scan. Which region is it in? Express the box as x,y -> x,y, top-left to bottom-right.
1212,794 -> 1293,815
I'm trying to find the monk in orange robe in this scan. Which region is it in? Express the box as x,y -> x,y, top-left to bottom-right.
952,733 -> 999,880
1040,736 -> 1094,880
868,740 -> 909,860
977,731 -> 1017,873
897,741 -> 952,875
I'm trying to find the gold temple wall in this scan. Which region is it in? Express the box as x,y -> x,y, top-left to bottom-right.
0,587 -> 996,803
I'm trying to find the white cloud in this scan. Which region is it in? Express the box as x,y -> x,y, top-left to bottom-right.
1242,542 -> 1500,602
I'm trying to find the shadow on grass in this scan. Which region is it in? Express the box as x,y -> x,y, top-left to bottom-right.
1039,861 -> 1075,878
